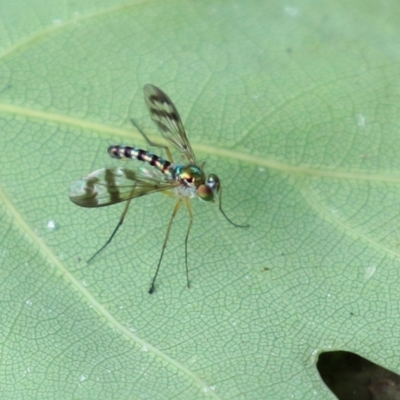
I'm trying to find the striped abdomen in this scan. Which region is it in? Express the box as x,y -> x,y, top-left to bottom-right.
108,145 -> 172,176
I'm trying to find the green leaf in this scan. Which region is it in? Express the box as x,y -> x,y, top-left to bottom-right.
0,0 -> 399,398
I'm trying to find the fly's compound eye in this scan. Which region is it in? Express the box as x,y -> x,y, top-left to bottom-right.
197,184 -> 214,201
197,174 -> 220,201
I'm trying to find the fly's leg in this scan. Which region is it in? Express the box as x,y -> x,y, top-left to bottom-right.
87,197 -> 134,263
184,198 -> 194,289
130,119 -> 174,162
149,199 -> 183,294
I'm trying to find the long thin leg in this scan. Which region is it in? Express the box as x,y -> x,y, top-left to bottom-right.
184,198 -> 194,289
87,197 -> 133,264
130,119 -> 174,162
149,199 -> 183,294
218,186 -> 250,228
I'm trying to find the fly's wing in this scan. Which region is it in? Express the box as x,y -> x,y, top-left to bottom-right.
143,84 -> 196,163
69,166 -> 178,208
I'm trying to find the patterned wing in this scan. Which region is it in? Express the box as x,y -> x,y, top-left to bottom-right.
143,84 -> 196,163
69,167 -> 178,208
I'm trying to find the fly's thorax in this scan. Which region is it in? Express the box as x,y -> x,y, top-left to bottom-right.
174,164 -> 206,186
197,173 -> 220,202
173,164 -> 206,198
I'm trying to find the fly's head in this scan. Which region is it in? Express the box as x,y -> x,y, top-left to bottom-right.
197,173 -> 220,202
177,165 -> 220,202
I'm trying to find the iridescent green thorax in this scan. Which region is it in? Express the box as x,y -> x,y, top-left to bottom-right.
173,164 -> 206,187
171,164 -> 205,198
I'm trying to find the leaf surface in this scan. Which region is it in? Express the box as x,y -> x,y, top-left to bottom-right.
0,0 -> 399,398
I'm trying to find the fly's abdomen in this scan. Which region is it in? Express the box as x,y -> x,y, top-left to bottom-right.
108,145 -> 172,175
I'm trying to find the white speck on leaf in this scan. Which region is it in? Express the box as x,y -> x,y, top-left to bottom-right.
365,266 -> 376,280
357,114 -> 366,127
284,6 -> 299,17
46,219 -> 57,231
203,385 -> 217,394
